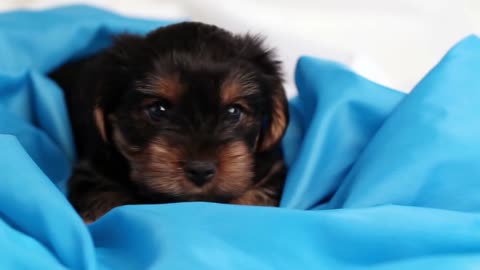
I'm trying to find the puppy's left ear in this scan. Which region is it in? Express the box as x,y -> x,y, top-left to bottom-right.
260,85 -> 288,151
238,35 -> 289,152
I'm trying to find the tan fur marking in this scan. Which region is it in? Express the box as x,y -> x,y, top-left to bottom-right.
221,79 -> 242,105
80,191 -> 134,223
131,138 -> 187,196
215,141 -> 254,195
112,127 -> 257,201
230,160 -> 284,206
260,90 -> 288,151
220,71 -> 256,109
94,106 -> 107,142
230,189 -> 278,206
113,127 -> 201,196
137,73 -> 182,101
140,139 -> 186,195
112,127 -> 141,156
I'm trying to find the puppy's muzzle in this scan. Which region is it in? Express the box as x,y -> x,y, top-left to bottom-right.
183,160 -> 217,186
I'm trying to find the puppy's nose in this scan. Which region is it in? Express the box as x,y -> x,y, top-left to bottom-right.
183,161 -> 216,186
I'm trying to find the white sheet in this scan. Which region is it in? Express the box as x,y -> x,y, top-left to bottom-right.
2,0 -> 479,96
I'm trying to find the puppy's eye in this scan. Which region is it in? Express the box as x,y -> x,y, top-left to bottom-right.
145,101 -> 169,121
226,105 -> 243,122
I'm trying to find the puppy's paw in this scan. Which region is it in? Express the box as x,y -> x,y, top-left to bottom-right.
230,188 -> 279,207
83,218 -> 95,225
79,210 -> 103,224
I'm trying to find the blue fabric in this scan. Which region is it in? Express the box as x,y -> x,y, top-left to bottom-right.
1,5 -> 480,270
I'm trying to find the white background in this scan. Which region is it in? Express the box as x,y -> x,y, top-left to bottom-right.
1,0 -> 479,96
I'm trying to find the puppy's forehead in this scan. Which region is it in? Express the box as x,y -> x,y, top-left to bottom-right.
138,68 -> 260,107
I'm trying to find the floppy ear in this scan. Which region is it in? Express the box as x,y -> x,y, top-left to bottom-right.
89,34 -> 148,144
237,34 -> 289,151
259,84 -> 288,151
94,106 -> 108,143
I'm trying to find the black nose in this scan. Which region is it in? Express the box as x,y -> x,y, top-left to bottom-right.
183,161 -> 216,186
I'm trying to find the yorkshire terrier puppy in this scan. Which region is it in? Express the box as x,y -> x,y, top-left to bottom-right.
49,22 -> 289,223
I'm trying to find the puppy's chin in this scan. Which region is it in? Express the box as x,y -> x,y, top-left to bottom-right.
113,129 -> 255,202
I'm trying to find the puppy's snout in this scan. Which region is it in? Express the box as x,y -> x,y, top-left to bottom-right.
183,160 -> 216,186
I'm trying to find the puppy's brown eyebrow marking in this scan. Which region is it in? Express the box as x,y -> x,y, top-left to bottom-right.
221,71 -> 258,107
137,74 -> 182,101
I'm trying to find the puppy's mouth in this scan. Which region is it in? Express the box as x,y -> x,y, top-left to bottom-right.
113,130 -> 255,202
134,175 -> 230,203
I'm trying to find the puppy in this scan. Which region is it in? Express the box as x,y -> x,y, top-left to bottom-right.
49,22 -> 289,223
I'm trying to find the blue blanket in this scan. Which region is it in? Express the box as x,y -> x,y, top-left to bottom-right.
1,5 -> 479,269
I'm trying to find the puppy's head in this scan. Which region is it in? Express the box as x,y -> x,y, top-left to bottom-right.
93,22 -> 288,201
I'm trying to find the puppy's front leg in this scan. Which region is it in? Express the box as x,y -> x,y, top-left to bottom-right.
230,187 -> 279,206
230,161 -> 286,207
68,162 -> 135,223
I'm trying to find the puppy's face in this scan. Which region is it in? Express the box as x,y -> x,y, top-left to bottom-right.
94,22 -> 288,202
